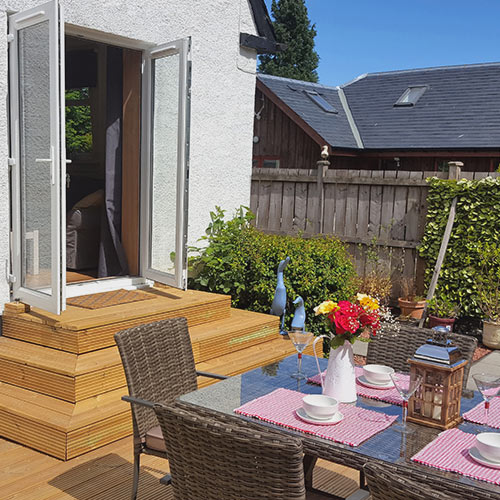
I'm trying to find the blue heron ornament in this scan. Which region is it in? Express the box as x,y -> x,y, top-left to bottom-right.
270,257 -> 290,335
291,296 -> 306,331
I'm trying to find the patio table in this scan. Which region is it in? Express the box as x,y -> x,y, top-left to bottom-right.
180,354 -> 500,499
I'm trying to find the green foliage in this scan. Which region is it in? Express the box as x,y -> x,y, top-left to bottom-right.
476,243 -> 500,323
418,177 -> 500,317
427,295 -> 459,319
258,0 -> 319,82
65,88 -> 92,155
189,207 -> 357,334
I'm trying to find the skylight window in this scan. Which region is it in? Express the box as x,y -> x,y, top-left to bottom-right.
394,86 -> 427,107
305,90 -> 338,113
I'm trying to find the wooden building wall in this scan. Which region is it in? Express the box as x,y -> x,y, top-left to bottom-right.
253,88 -> 500,173
253,88 -> 321,169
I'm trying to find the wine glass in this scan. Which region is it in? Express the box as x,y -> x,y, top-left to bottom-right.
390,373 -> 423,434
288,329 -> 314,380
472,373 -> 500,428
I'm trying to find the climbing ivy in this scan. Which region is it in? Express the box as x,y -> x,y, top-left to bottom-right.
418,177 -> 500,317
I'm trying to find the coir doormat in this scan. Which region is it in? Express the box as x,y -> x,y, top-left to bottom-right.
67,289 -> 154,309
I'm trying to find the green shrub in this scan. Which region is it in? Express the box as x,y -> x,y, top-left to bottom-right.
189,207 -> 357,334
419,177 -> 500,317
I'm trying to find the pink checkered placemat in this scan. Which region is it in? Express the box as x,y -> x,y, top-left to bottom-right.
308,367 -> 408,406
463,397 -> 500,428
234,387 -> 397,447
411,428 -> 500,485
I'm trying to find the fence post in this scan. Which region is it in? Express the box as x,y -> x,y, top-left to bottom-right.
316,149 -> 330,233
448,161 -> 463,180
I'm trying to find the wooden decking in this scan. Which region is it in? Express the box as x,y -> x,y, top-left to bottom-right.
0,435 -> 362,499
0,286 -> 309,460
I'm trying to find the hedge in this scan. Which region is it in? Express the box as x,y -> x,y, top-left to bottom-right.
418,176 -> 500,317
189,207 -> 357,334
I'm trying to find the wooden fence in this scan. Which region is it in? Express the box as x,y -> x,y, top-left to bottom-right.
250,166 -> 498,299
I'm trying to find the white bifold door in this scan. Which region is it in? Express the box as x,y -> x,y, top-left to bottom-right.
9,0 -> 66,314
140,38 -> 191,289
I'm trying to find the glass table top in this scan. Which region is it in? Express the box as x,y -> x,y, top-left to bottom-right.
180,354 -> 499,496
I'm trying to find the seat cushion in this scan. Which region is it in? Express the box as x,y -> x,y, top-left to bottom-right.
145,425 -> 166,453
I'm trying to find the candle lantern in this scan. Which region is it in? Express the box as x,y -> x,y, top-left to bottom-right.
407,327 -> 467,430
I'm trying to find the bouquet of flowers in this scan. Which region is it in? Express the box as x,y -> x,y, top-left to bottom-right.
314,293 -> 380,349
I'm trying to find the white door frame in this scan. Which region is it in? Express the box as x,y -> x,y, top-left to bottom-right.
140,37 -> 191,289
9,0 -> 66,314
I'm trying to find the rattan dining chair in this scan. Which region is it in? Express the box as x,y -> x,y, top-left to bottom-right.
366,325 -> 477,391
363,461 -> 500,500
114,317 -> 228,500
154,401 -> 365,500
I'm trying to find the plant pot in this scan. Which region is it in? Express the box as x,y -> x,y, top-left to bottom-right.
483,320 -> 500,349
428,315 -> 455,331
398,298 -> 426,319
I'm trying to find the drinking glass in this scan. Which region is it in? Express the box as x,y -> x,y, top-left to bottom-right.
288,330 -> 314,380
390,373 -> 423,434
472,373 -> 500,428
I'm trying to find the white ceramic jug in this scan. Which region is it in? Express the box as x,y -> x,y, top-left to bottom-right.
313,335 -> 357,403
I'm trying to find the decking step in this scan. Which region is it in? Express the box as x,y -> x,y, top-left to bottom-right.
0,309 -> 280,402
196,335 -> 315,387
2,287 -> 231,353
190,308 -> 279,363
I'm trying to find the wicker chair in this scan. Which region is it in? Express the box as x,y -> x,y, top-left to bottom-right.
154,401 -> 352,500
364,461 -> 500,500
114,317 -> 228,500
366,325 -> 477,390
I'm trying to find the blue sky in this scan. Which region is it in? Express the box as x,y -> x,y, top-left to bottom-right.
263,0 -> 500,86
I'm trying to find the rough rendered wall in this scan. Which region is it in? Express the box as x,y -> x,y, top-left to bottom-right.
0,0 -> 258,306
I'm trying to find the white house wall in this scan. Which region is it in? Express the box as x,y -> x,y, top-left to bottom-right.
0,0 -> 258,307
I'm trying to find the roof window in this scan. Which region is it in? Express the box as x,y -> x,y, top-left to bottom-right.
305,90 -> 338,114
394,86 -> 427,107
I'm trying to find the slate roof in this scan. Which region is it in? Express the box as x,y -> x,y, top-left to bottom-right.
258,63 -> 500,150
257,74 -> 358,149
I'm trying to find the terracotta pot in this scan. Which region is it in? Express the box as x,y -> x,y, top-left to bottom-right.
428,315 -> 455,331
398,298 -> 426,319
483,320 -> 500,349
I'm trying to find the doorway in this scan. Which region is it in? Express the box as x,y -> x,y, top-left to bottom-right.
9,0 -> 191,314
64,36 -> 140,284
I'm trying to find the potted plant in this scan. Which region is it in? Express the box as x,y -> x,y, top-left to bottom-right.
426,295 -> 459,331
476,244 -> 500,349
398,277 -> 426,319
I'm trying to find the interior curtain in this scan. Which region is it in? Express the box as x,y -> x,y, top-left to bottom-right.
98,46 -> 129,277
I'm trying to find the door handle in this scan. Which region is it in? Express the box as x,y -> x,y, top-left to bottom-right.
34,146 -> 55,185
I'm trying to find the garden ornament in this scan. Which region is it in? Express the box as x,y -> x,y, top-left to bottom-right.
291,296 -> 306,331
270,256 -> 290,335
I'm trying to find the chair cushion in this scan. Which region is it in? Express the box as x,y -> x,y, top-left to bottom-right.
145,425 -> 166,453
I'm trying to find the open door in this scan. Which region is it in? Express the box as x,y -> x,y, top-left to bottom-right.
140,38 -> 191,289
9,0 -> 66,313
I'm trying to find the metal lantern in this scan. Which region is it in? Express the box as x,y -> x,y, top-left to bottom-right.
407,328 -> 467,430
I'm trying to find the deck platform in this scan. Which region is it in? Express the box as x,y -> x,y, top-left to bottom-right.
0,286 -> 307,459
0,435 -> 360,500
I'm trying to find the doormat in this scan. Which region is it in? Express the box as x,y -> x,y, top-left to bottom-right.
67,289 -> 154,309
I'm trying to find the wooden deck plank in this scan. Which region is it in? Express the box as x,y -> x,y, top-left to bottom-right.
0,435 -> 360,500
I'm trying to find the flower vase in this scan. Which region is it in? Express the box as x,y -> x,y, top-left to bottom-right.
313,336 -> 357,403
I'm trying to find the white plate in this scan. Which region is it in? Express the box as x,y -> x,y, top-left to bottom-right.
295,407 -> 343,425
469,447 -> 500,469
357,375 -> 394,390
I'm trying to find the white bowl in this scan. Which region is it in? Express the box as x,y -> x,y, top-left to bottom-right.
475,432 -> 500,463
363,364 -> 395,385
302,394 -> 338,420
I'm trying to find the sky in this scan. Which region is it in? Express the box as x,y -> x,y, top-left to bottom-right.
263,0 -> 500,87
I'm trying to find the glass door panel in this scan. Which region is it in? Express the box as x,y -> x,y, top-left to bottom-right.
9,0 -> 66,313
141,38 -> 190,288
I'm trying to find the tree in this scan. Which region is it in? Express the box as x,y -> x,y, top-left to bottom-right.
259,0 -> 319,83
